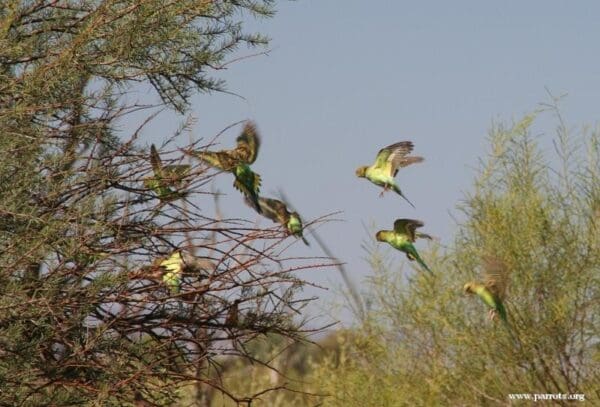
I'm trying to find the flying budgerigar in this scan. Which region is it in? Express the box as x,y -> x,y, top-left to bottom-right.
376,218 -> 432,273
355,141 -> 423,207
143,144 -> 190,202
248,196 -> 309,245
186,121 -> 262,212
464,256 -> 509,322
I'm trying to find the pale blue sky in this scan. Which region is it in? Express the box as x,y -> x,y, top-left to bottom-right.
137,1 -> 600,323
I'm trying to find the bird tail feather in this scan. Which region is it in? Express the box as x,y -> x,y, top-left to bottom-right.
416,256 -> 432,273
392,185 -> 416,208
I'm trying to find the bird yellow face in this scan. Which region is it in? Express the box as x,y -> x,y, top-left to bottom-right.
355,166 -> 368,178
159,251 -> 183,273
375,231 -> 386,242
463,283 -> 474,294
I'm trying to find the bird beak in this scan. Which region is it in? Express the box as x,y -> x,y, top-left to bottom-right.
375,231 -> 384,241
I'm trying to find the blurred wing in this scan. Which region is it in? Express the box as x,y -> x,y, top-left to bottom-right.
162,164 -> 190,177
192,150 -> 235,171
180,252 -> 215,276
392,156 -> 424,176
393,218 -> 423,242
483,255 -> 509,300
235,121 -> 261,164
260,197 -> 288,224
415,232 -> 433,240
150,144 -> 162,173
161,164 -> 191,187
373,141 -> 414,175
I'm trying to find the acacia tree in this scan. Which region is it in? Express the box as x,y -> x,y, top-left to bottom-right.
310,107 -> 600,405
0,1 -> 331,405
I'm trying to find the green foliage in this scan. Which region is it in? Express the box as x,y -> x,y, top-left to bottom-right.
310,108 -> 600,405
175,332 -> 343,406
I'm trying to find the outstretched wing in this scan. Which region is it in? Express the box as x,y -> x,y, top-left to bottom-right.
191,150 -> 236,171
393,218 -> 424,242
373,141 -> 414,175
416,232 -> 433,240
235,121 -> 261,164
162,164 -> 190,177
185,122 -> 260,169
482,255 -> 508,300
391,155 -> 424,177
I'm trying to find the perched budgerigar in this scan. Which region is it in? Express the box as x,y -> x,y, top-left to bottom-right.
143,144 -> 190,202
376,218 -> 432,273
464,256 -> 509,322
355,141 -> 423,207
186,121 -> 262,212
155,250 -> 214,295
158,250 -> 184,294
248,196 -> 309,245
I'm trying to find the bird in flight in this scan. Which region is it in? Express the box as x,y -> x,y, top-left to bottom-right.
249,196 -> 309,245
464,256 -> 509,323
186,121 -> 262,212
376,218 -> 432,273
356,141 -> 423,208
144,144 -> 190,202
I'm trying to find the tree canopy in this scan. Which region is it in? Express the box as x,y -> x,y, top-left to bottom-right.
0,1 -> 334,405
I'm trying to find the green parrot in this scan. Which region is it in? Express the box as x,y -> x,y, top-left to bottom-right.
249,196 -> 309,245
355,141 -> 424,208
375,218 -> 432,273
186,121 -> 262,213
464,256 -> 508,322
143,144 -> 190,202
158,250 -> 184,294
155,250 -> 214,295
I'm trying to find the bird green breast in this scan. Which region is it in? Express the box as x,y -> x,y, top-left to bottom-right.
235,163 -> 248,176
287,216 -> 303,235
366,166 -> 394,186
162,271 -> 181,293
388,234 -> 410,250
475,286 -> 497,309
